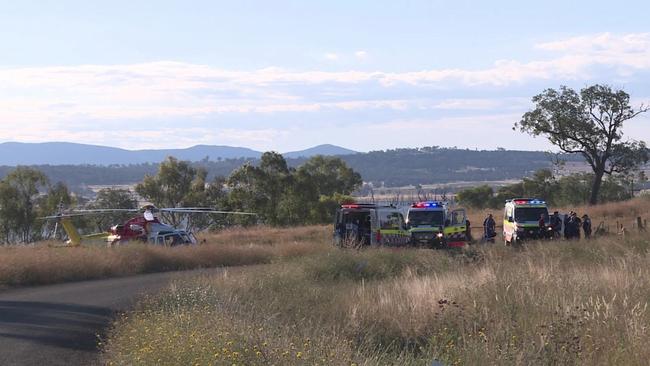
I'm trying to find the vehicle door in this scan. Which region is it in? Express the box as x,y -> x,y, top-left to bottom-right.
377,209 -> 410,246
392,212 -> 410,246
444,208 -> 468,245
504,205 -> 515,241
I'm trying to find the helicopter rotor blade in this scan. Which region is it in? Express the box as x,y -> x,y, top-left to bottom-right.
159,208 -> 257,215
71,209 -> 140,213
39,208 -> 140,220
38,213 -> 94,220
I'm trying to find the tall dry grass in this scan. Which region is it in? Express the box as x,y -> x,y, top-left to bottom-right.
103,231 -> 650,365
350,235 -> 650,365
0,226 -> 330,288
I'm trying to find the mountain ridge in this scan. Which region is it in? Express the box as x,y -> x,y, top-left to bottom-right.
0,142 -> 358,166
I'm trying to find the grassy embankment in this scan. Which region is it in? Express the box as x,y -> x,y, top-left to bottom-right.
103,198 -> 650,365
0,226 -> 328,288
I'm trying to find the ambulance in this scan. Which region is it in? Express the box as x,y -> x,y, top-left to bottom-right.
406,201 -> 468,248
503,198 -> 550,245
333,203 -> 410,247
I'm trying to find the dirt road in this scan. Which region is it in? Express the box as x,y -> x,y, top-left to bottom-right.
0,270 -> 212,366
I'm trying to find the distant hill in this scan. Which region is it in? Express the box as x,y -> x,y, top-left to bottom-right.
0,146 -> 592,193
283,144 -> 357,158
340,148 -> 582,187
0,142 -> 356,165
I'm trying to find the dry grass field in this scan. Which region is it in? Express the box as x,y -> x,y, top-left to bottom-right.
102,197 -> 650,366
3,196 -> 646,289
0,226 -> 329,288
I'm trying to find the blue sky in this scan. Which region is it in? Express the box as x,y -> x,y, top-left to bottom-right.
0,0 -> 649,152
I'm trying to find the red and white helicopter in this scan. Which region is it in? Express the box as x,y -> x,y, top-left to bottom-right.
42,205 -> 256,247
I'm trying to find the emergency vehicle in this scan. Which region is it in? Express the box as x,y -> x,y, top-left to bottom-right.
333,203 -> 410,247
503,198 -> 550,245
406,201 -> 468,248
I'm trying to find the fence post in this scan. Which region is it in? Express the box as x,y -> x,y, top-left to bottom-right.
638,217 -> 646,232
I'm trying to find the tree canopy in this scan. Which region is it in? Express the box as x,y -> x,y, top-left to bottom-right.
0,167 -> 50,243
227,153 -> 361,226
457,169 -> 634,209
135,156 -> 217,228
516,84 -> 648,204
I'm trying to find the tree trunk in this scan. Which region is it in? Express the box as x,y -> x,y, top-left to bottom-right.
589,169 -> 605,205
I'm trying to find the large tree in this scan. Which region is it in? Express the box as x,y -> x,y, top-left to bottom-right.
0,167 -> 49,243
227,152 -> 293,226
136,156 -> 210,228
516,84 -> 648,204
226,153 -> 362,225
295,155 -> 362,197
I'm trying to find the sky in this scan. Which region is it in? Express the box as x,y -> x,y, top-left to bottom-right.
0,0 -> 649,152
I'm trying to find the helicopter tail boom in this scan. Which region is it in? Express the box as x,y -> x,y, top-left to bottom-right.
60,217 -> 82,246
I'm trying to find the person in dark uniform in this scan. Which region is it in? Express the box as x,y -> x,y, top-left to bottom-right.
483,213 -> 496,243
465,219 -> 472,242
550,211 -> 562,238
564,212 -> 572,239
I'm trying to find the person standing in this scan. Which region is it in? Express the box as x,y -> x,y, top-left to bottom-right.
550,211 -> 562,238
582,214 -> 592,239
573,213 -> 582,240
483,213 -> 496,243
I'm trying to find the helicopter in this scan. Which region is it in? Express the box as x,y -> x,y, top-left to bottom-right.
41,205 -> 256,247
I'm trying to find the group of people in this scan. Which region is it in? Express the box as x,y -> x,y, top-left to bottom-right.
481,211 -> 593,242
548,211 -> 592,240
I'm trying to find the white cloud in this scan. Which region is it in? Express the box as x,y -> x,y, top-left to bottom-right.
354,50 -> 368,59
324,53 -> 339,61
535,32 -> 650,70
1,33 -> 649,149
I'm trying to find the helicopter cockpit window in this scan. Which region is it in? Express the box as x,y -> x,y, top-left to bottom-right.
161,234 -> 182,246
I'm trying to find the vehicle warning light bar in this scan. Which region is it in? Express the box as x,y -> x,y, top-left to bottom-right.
411,201 -> 443,208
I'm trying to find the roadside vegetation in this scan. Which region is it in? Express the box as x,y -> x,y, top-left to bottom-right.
0,226 -> 329,288
0,153 -> 360,245
102,228 -> 650,365
101,198 -> 650,365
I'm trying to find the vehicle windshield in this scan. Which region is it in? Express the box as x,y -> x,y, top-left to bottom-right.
515,207 -> 549,222
379,211 -> 405,230
339,210 -> 370,225
408,210 -> 444,227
